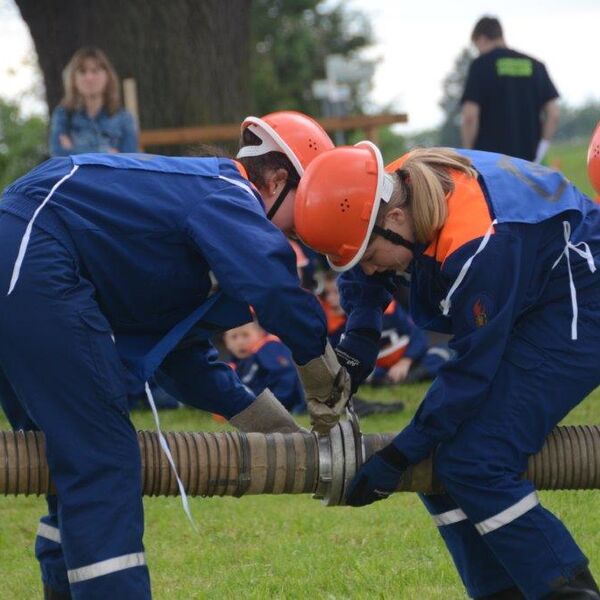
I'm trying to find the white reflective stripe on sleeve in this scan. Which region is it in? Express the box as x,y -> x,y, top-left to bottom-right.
439,219 -> 498,317
551,221 -> 597,341
432,508 -> 468,527
475,491 -> 539,536
37,522 -> 61,543
7,164 -> 79,296
218,175 -> 256,199
67,552 -> 146,584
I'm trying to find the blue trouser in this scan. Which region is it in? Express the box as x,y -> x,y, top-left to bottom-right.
420,297 -> 600,599
0,214 -> 151,599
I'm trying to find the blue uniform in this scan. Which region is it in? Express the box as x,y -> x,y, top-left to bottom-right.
232,335 -> 306,414
341,151 -> 600,599
0,154 -> 326,599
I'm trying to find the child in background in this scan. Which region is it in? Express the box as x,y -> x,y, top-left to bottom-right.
223,322 -> 306,414
320,272 -> 451,385
224,319 -> 403,419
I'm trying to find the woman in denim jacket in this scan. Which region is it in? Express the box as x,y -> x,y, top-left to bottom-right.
49,47 -> 138,156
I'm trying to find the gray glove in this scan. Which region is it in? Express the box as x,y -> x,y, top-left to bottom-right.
295,342 -> 352,435
229,388 -> 304,433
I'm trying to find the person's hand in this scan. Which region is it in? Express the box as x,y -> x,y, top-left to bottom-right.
296,342 -> 351,435
345,444 -> 408,507
59,134 -> 73,150
335,330 -> 379,393
387,357 -> 413,384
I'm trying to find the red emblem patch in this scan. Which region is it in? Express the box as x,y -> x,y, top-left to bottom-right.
473,298 -> 488,328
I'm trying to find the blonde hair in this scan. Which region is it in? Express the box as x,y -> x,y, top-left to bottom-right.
378,148 -> 478,244
60,47 -> 121,115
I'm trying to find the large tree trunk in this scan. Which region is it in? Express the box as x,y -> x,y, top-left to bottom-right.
14,0 -> 253,131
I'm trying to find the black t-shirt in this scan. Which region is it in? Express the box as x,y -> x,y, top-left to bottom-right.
461,47 -> 559,160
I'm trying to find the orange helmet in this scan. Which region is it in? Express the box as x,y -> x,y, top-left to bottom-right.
294,141 -> 394,272
236,111 -> 334,176
587,121 -> 600,195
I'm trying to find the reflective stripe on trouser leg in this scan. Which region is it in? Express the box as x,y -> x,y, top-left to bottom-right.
420,493 -> 517,598
475,492 -> 539,536
68,553 -> 146,584
35,495 -> 71,595
38,522 -> 61,544
0,224 -> 151,600
433,305 -> 600,600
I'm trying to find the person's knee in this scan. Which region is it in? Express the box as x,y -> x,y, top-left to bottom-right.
434,440 -> 488,494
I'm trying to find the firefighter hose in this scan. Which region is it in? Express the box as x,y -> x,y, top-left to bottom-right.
1,423 -> 599,505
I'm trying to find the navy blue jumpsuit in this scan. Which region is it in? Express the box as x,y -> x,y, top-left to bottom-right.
340,151 -> 600,599
0,154 -> 326,599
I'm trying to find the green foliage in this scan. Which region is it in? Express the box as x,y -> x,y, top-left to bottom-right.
1,382 -> 600,597
0,97 -> 47,191
250,0 -> 373,116
346,125 -> 407,164
554,101 -> 600,143
438,47 -> 473,147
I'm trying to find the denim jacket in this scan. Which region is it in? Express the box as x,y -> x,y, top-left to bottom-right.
49,105 -> 138,156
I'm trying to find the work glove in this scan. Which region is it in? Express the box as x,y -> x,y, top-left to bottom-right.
295,342 -> 352,435
229,388 -> 305,433
345,443 -> 409,507
335,329 -> 379,394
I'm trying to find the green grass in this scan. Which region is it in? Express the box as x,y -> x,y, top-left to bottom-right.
547,141 -> 595,197
1,382 -> 599,599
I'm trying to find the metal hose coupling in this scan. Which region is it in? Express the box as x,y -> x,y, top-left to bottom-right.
1,424 -> 600,504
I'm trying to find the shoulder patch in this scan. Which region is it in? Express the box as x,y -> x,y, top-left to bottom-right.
470,293 -> 495,328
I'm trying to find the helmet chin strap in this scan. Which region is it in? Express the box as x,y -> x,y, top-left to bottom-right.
267,180 -> 294,221
372,225 -> 415,252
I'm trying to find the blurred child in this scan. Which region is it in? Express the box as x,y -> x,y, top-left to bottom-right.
223,322 -> 306,414
320,272 -> 451,385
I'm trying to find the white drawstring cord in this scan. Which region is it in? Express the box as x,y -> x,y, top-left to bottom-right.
439,219 -> 498,317
144,382 -> 197,529
551,221 -> 597,340
7,164 -> 80,296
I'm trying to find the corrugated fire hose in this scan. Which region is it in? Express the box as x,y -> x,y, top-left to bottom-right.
1,422 -> 600,505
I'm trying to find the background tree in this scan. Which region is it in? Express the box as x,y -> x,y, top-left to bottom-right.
13,0 -> 253,130
554,100 -> 600,142
438,47 -> 473,147
0,97 -> 46,189
250,0 -> 373,116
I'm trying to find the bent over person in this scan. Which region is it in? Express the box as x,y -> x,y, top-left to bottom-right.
294,142 -> 600,599
0,116 -> 350,599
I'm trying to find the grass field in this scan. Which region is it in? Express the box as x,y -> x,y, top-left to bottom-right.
1,384 -> 600,599
547,140 -> 595,197
1,143 -> 599,597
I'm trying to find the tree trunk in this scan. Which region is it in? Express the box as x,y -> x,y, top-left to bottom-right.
14,0 -> 253,131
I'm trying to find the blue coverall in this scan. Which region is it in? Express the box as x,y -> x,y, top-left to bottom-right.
340,151 -> 600,599
0,154 -> 326,599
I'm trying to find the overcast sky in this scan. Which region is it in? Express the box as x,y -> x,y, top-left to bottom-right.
1,0 -> 598,132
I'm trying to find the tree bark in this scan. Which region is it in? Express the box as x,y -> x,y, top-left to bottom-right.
14,0 -> 253,130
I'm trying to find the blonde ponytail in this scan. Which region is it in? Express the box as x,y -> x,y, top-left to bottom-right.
379,148 -> 477,244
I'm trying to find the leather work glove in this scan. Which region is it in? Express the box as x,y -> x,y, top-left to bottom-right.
229,388 -> 305,433
345,443 -> 409,507
295,342 -> 352,435
335,329 -> 379,394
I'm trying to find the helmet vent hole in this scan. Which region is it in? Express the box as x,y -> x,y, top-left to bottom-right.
340,198 -> 350,212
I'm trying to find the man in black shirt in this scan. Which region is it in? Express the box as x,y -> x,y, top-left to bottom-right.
461,16 -> 560,162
